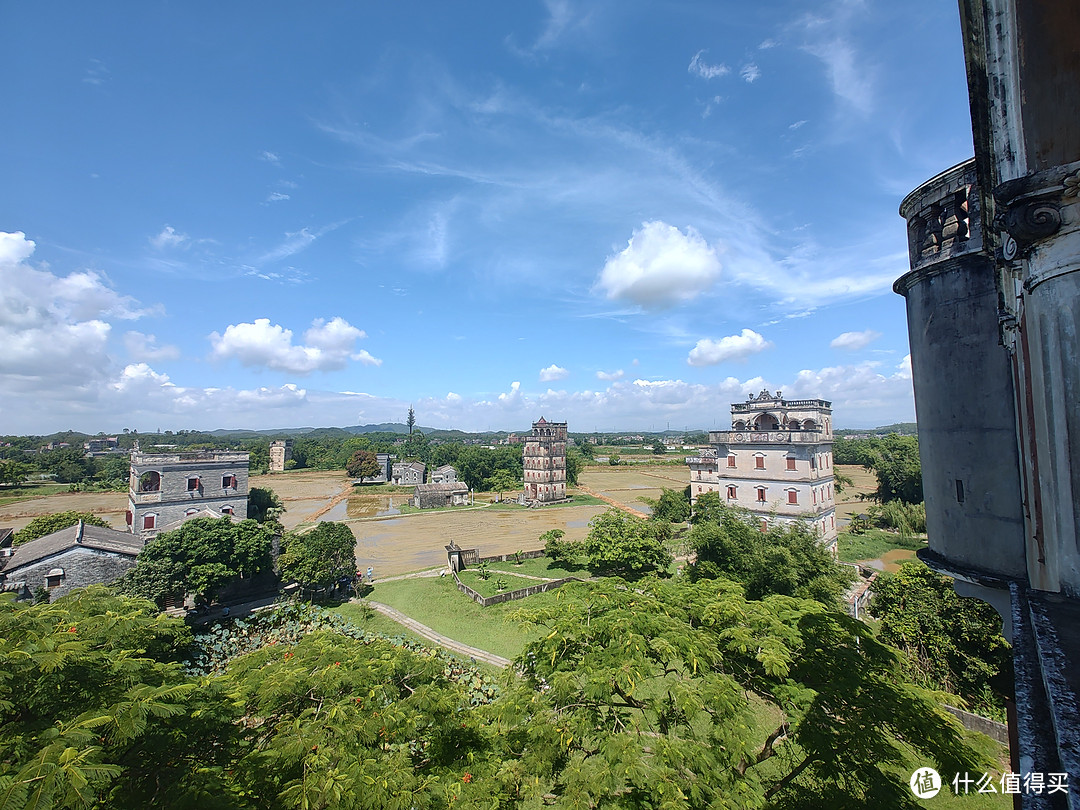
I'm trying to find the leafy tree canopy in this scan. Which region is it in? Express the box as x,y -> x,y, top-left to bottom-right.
279,522 -> 357,591
118,517 -> 274,606
687,502 -> 853,605
247,485 -> 285,526
346,449 -> 382,481
871,560 -> 1012,720
581,509 -> 673,577
640,486 -> 691,524
14,511 -> 111,546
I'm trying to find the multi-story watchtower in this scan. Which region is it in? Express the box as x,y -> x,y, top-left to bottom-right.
523,417 -> 567,503
269,439 -> 292,472
688,390 -> 837,549
127,450 -> 250,538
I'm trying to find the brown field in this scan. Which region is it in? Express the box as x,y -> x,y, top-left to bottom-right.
0,491 -> 129,532
0,464 -> 689,578
249,470 -> 353,529
833,464 -> 877,525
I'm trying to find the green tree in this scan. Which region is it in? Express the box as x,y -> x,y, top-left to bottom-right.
688,503 -> 852,604
0,459 -> 31,487
406,406 -> 416,435
651,439 -> 666,455
36,447 -> 96,484
641,486 -> 691,524
247,485 -> 285,526
489,468 -> 519,498
345,449 -> 381,482
871,561 -> 1012,719
279,522 -> 357,591
118,517 -> 274,606
0,587 -> 241,809
690,489 -> 724,524
14,511 -> 111,545
564,447 -> 583,486
514,578 -> 989,810
608,454 -> 620,466
864,434 -> 923,504
582,509 -> 673,576
575,440 -> 595,460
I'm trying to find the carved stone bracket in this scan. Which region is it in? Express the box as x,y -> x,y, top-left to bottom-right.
993,162 -> 1080,256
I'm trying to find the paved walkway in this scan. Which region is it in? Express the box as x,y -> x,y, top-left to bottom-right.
360,599 -> 511,668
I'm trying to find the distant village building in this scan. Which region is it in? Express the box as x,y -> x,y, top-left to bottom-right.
0,520 -> 143,599
84,436 -> 120,454
391,461 -> 426,486
523,417 -> 568,503
412,481 -> 470,509
127,450 -> 250,539
430,464 -> 458,484
687,391 -> 837,550
268,439 -> 292,472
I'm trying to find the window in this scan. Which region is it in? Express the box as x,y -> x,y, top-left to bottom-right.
187,477 -> 200,491
786,457 -> 797,471
222,474 -> 237,489
812,488 -> 817,504
755,455 -> 765,469
726,485 -> 737,499
46,574 -> 63,588
760,518 -> 768,532
125,509 -> 133,526
185,508 -> 198,516
143,514 -> 156,530
138,471 -> 160,492
756,486 -> 766,502
727,455 -> 736,468
221,506 -> 234,515
787,490 -> 798,505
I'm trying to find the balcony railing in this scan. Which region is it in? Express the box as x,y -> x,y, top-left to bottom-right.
709,430 -> 829,444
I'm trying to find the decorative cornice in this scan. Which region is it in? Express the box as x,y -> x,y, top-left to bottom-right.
993,160 -> 1080,257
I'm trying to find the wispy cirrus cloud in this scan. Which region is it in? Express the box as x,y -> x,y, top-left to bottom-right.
689,50 -> 729,79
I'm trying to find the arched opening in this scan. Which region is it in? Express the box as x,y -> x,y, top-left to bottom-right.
733,420 -> 747,430
787,419 -> 800,430
802,419 -> 819,431
138,471 -> 160,492
755,413 -> 780,430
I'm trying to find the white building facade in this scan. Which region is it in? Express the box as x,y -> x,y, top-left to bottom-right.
688,391 -> 837,550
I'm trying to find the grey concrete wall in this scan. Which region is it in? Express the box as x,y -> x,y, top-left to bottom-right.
897,253 -> 1027,579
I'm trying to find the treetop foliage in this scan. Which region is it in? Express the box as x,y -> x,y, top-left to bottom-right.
278,522 -> 357,591
117,516 -> 274,606
13,511 -> 112,546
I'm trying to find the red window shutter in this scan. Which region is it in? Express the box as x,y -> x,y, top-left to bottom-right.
788,490 -> 798,505
786,457 -> 796,471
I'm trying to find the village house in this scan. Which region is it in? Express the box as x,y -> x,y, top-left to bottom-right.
412,481 -> 470,509
430,464 -> 458,484
391,461 -> 426,486
0,520 -> 143,600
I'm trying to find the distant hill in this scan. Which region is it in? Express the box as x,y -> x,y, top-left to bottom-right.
836,423 -> 918,436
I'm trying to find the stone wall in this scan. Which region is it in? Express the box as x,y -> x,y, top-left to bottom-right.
8,546 -> 136,600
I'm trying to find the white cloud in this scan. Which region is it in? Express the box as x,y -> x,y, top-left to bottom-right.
789,119 -> 808,130
596,221 -> 722,309
596,369 -> 624,381
689,50 -> 730,79
539,364 -> 569,382
830,329 -> 881,351
267,192 -> 290,202
687,329 -> 772,366
758,39 -> 779,50
209,316 -> 380,374
259,150 -> 281,165
150,225 -> 188,249
802,37 -> 873,114
740,63 -> 761,83
0,232 -> 154,396
896,353 -> 912,379
123,331 -> 181,362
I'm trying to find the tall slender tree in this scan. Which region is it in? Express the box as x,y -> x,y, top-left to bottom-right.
406,406 -> 416,435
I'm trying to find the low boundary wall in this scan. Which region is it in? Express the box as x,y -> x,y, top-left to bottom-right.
451,547 -> 584,606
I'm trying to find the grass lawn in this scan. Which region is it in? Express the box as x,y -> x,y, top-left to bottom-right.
473,556 -> 587,580
0,483 -> 71,507
364,574 -> 584,661
484,492 -> 607,510
457,569 -> 555,597
838,528 -> 926,563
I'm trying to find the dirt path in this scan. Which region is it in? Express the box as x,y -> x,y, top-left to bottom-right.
575,484 -> 649,517
361,599 -> 511,668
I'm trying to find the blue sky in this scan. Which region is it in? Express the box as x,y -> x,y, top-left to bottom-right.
1,1 -> 976,434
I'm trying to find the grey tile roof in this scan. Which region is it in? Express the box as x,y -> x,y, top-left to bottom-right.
3,522 -> 142,573
414,482 -> 469,493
